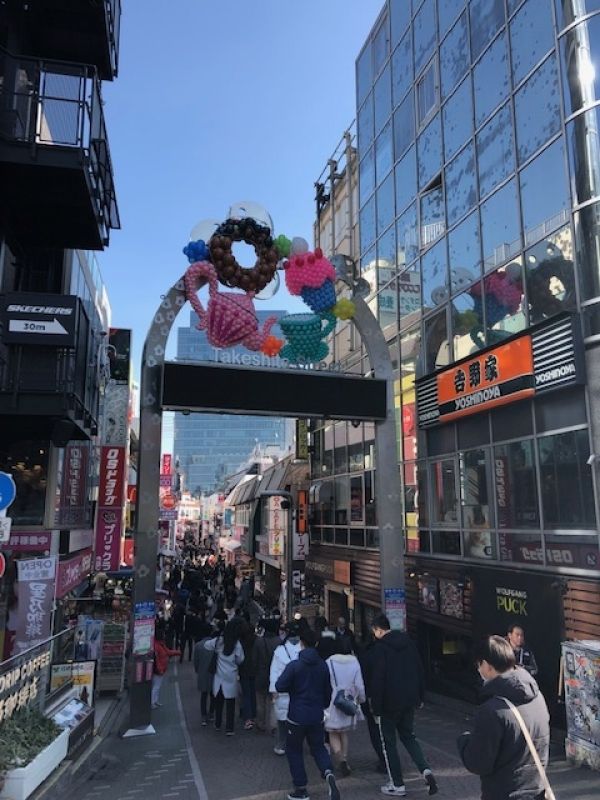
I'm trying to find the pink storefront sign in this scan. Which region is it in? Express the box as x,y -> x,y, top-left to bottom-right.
94,509 -> 123,572
56,548 -> 93,598
4,531 -> 53,552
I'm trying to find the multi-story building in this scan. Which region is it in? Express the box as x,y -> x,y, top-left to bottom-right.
0,1 -> 121,660
174,310 -> 292,495
312,0 -> 600,715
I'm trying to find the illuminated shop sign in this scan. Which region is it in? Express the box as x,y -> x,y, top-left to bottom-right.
416,315 -> 584,428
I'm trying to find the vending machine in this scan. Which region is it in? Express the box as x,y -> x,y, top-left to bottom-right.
562,640 -> 600,770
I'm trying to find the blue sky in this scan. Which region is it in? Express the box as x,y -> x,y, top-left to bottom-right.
101,0 -> 384,377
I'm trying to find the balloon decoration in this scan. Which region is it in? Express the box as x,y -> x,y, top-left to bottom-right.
182,203 -> 355,363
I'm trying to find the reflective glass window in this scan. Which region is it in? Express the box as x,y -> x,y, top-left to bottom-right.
464,529 -> 496,558
397,202 -> 419,266
495,441 -> 539,528
417,61 -> 438,126
474,33 -> 510,127
538,429 -> 596,528
483,260 -> 526,340
445,143 -> 477,226
575,200 -> 600,301
421,183 -> 446,247
440,13 -> 469,99
461,448 -> 491,529
477,104 -> 514,199
555,0 -> 600,30
377,173 -> 396,236
418,114 -> 442,188
361,246 -> 376,274
395,145 -> 418,214
0,438 -> 50,526
392,32 -> 414,107
443,77 -> 473,161
567,106 -> 600,206
520,139 -> 570,246
375,63 -> 392,136
470,0 -> 505,61
376,121 -> 394,180
515,55 -> 561,164
481,179 -> 521,272
357,95 -> 374,157
449,210 -> 481,291
510,0 -> 554,87
414,0 -> 437,74
439,0 -> 466,37
431,458 -> 459,524
365,469 -> 377,525
335,476 -> 350,525
526,224 -> 577,323
359,148 -> 375,206
360,195 -> 376,253
399,265 -> 422,318
424,307 -> 451,370
394,90 -> 415,160
433,530 -> 462,554
373,15 -> 390,76
391,0 -> 411,46
560,16 -> 600,116
378,223 -> 397,269
544,533 -> 600,570
422,239 -> 449,310
452,288 -> 486,357
357,44 -> 372,107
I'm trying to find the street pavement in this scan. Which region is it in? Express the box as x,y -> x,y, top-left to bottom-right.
63,658 -> 600,800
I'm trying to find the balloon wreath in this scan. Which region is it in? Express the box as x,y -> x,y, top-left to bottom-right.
182,203 -> 355,363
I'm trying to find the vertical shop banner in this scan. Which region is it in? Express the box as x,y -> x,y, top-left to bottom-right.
95,446 -> 126,571
267,495 -> 285,556
56,444 -> 89,527
56,548 -> 93,598
103,384 -> 130,446
293,489 -> 308,560
14,557 -> 57,654
295,420 -> 309,460
108,328 -> 132,383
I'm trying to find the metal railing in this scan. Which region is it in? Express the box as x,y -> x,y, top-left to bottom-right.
0,47 -> 120,243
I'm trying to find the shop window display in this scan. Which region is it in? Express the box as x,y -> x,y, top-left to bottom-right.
494,440 -> 539,528
538,429 -> 596,528
525,225 -> 576,324
460,448 -> 491,527
431,458 -> 459,524
464,529 -> 496,558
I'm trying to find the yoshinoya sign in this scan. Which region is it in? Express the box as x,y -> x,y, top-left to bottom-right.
416,315 -> 584,428
1,293 -> 78,347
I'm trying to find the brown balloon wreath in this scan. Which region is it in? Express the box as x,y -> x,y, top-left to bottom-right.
209,217 -> 279,293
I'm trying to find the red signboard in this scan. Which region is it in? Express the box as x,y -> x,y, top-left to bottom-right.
123,539 -> 134,567
161,494 -> 176,510
161,454 -> 172,475
56,548 -> 93,598
95,445 -> 126,572
98,446 -> 126,508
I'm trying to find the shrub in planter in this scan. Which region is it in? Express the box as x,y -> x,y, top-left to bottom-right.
0,708 -> 62,778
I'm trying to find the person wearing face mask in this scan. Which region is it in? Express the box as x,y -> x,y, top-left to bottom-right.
269,621 -> 302,755
458,635 -> 550,800
507,624 -> 538,677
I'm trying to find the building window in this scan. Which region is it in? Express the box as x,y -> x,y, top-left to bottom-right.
420,182 -> 446,249
359,195 -> 376,254
395,145 -> 418,216
520,139 -> 570,248
357,95 -> 374,157
481,179 -> 521,273
376,121 -> 394,180
432,530 -> 462,555
514,55 -> 561,165
359,147 -> 375,207
525,224 -> 576,324
538,429 -> 596,528
483,260 -> 527,340
417,61 -> 438,128
392,30 -> 414,107
357,43 -> 373,106
365,470 -> 377,525
443,76 -> 473,162
422,238 -> 448,310
560,14 -> 600,117
377,172 -> 396,236
554,0 -> 600,31
452,287 -> 486,357
424,306 -> 451,372
461,448 -> 492,528
449,210 -> 481,292
394,89 -> 415,161
373,14 -> 390,77
440,12 -> 469,100
510,0 -> 554,87
494,440 -> 539,528
446,143 -> 477,226
397,202 -> 419,267
350,475 -> 364,523
439,0 -> 466,38
374,63 -> 392,136
575,200 -> 600,303
474,33 -> 510,127
0,439 -> 50,527
414,0 -> 437,73
477,103 -> 514,199
470,0 -> 505,61
499,532 -> 543,564
431,458 -> 459,524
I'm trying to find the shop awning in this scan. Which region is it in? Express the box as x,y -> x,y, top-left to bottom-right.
224,539 -> 242,552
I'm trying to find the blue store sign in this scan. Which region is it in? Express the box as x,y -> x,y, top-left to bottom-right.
0,472 -> 16,512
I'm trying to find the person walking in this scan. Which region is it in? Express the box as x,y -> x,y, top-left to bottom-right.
357,632 -> 386,772
193,625 -> 218,725
204,619 -> 245,735
270,621 -> 302,755
180,608 -> 199,663
334,617 -> 355,652
239,617 -> 258,730
507,624 -> 539,677
325,638 -> 366,777
370,614 -> 438,797
458,635 -> 551,800
152,625 -> 180,709
315,616 -> 337,661
275,629 -> 340,800
253,617 -> 281,733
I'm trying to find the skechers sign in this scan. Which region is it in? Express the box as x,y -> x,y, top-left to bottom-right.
1,293 -> 78,347
416,315 -> 584,428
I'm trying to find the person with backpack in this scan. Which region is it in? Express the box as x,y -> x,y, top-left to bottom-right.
152,625 -> 180,709
325,638 -> 366,776
269,621 -> 301,755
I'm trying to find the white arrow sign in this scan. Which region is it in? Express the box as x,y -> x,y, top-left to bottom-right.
9,318 -> 68,335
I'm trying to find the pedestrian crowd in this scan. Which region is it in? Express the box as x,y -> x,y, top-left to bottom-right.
153,549 -> 551,800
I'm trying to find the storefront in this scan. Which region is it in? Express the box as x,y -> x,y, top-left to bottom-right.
304,550 -> 369,632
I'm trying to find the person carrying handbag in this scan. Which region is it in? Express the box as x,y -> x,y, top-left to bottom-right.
325,639 -> 366,776
458,635 -> 552,800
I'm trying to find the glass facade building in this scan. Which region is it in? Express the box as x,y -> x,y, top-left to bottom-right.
174,311 -> 291,495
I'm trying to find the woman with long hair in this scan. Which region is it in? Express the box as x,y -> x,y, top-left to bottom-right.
204,618 -> 244,735
325,637 -> 366,776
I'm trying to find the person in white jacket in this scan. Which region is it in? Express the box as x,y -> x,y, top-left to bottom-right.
269,622 -> 301,755
325,639 -> 366,776
204,619 -> 244,735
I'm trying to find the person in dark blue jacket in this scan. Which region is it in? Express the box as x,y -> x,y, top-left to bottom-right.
275,629 -> 341,800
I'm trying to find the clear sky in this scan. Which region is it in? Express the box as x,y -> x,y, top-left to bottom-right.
100,0 -> 384,378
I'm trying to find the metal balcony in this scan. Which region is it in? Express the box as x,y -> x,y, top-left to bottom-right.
0,48 -> 120,250
23,0 -> 121,81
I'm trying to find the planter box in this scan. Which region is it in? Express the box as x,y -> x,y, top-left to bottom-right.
0,728 -> 69,800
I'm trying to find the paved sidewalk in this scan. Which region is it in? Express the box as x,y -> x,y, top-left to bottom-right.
62,660 -> 600,800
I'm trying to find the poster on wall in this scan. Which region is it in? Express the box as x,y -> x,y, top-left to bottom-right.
132,601 -> 155,656
51,661 -> 96,705
439,579 -> 464,620
74,618 -> 104,662
384,588 -> 406,631
14,557 -> 57,654
417,576 -> 439,612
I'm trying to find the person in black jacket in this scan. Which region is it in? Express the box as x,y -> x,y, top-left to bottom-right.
458,635 -> 550,800
507,624 -> 538,677
275,629 -> 340,800
370,614 -> 438,797
356,634 -> 386,772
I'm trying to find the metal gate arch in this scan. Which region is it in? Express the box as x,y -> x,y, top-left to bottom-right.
129,259 -> 404,732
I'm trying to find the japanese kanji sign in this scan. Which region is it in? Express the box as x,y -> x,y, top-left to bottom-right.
0,644 -> 51,723
14,557 -> 57,654
95,446 -> 126,571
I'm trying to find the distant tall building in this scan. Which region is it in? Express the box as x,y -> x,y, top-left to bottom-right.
174,310 -> 292,494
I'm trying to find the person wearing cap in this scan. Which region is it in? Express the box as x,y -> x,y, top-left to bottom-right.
276,628 -> 341,800
270,621 -> 302,755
